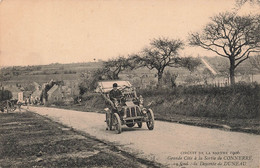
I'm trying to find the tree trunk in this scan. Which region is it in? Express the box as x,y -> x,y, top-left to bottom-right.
113,73 -> 119,80
157,71 -> 163,88
229,57 -> 235,85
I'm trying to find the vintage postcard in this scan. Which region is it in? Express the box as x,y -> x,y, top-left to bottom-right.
0,0 -> 259,167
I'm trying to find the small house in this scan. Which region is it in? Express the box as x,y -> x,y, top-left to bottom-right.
47,84 -> 64,102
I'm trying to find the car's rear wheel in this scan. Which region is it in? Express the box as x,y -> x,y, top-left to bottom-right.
126,123 -> 135,127
106,112 -> 112,130
113,113 -> 122,134
146,109 -> 154,130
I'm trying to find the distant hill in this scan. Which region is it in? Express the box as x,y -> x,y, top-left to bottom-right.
203,56 -> 259,75
0,56 -> 258,87
0,62 -> 103,85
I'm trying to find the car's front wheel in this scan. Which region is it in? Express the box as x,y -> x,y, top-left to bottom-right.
146,109 -> 154,130
113,113 -> 122,134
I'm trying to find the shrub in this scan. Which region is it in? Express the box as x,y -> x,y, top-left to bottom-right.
142,83 -> 260,119
51,100 -> 66,106
82,93 -> 107,110
0,90 -> 12,101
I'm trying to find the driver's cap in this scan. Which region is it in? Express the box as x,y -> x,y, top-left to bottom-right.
113,83 -> 118,87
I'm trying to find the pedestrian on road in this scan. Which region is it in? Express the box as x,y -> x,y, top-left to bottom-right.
26,97 -> 29,110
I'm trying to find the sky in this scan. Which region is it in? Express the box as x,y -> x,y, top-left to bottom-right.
0,0 -> 258,67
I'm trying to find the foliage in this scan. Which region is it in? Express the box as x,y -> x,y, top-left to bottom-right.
78,70 -> 103,95
179,57 -> 202,72
139,82 -> 259,96
184,74 -> 202,85
80,93 -> 107,110
140,83 -> 260,119
0,89 -> 13,101
189,12 -> 260,85
235,0 -> 260,7
51,100 -> 67,106
201,68 -> 216,84
101,56 -> 134,80
162,71 -> 178,88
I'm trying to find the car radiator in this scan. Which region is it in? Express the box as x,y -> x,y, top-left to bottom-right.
125,106 -> 142,117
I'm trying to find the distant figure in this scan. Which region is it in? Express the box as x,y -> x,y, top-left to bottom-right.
26,98 -> 29,109
6,100 -> 10,113
17,101 -> 22,112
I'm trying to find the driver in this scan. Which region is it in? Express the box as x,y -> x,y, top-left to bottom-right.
109,83 -> 123,101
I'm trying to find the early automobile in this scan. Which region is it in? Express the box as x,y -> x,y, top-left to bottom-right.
96,80 -> 154,134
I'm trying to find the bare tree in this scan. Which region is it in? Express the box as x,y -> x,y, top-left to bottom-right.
189,12 -> 260,85
235,0 -> 260,7
179,57 -> 201,73
132,37 -> 184,87
102,56 -> 134,80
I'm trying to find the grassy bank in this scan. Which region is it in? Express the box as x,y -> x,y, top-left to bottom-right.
139,84 -> 260,134
140,84 -> 260,119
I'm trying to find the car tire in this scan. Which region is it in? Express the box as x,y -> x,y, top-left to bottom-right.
106,111 -> 112,130
113,113 -> 122,134
126,123 -> 135,127
137,122 -> 142,128
146,109 -> 154,130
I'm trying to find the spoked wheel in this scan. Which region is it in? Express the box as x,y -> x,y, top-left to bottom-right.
137,122 -> 142,128
106,112 -> 112,130
11,106 -> 16,112
113,113 -> 122,134
146,109 -> 154,130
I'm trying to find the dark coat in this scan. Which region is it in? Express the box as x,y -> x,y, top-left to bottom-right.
109,89 -> 122,100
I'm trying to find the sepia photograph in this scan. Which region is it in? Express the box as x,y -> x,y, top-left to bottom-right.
0,0 -> 259,167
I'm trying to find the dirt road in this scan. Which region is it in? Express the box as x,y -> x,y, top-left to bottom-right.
0,111 -> 152,167
30,106 -> 260,168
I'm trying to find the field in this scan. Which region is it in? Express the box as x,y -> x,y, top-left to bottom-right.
1,56 -> 259,87
0,62 -> 103,86
0,111 -> 156,167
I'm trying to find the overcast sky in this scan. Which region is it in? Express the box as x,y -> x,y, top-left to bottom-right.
0,0 -> 258,67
